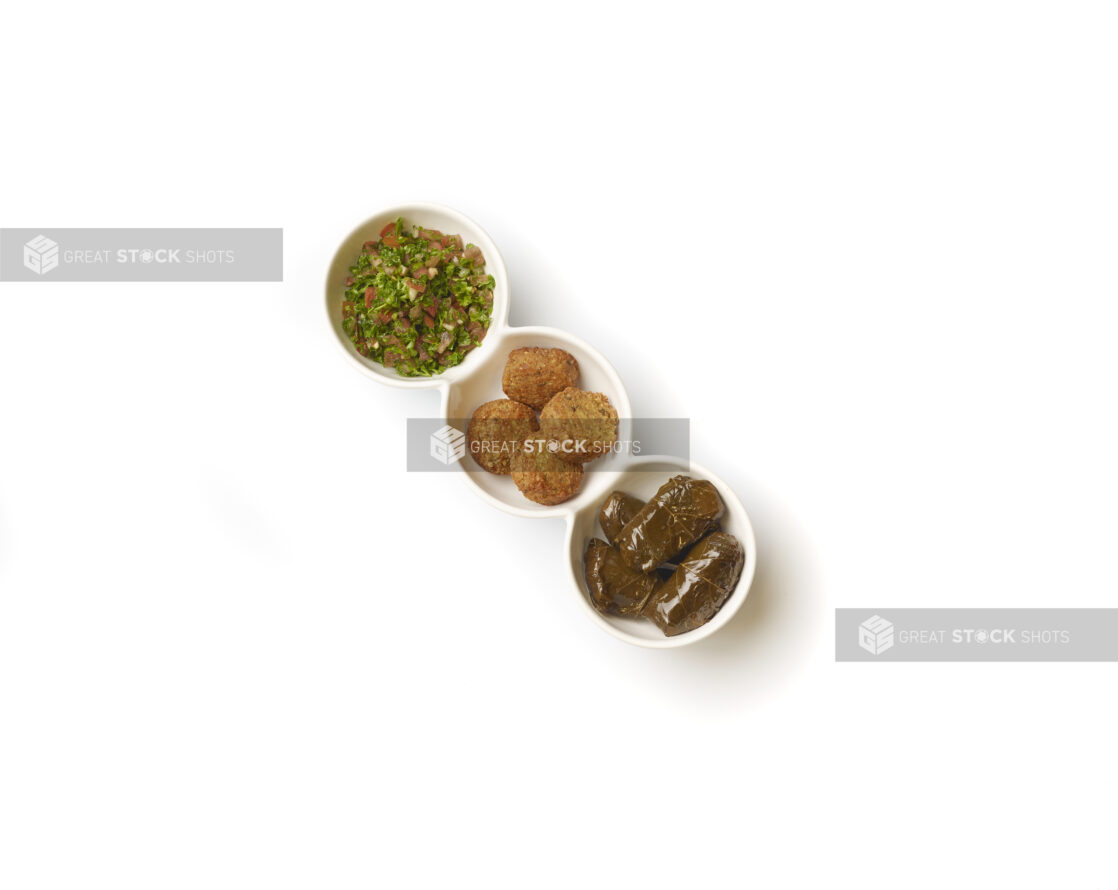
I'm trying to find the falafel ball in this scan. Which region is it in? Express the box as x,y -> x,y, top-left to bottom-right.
467,399 -> 539,475
539,387 -> 619,464
501,347 -> 579,409
510,437 -> 584,505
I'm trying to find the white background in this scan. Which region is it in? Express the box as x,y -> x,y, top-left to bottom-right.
1,1 -> 1116,887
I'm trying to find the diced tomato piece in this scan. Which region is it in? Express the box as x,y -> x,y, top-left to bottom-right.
382,234 -> 400,247
380,222 -> 396,238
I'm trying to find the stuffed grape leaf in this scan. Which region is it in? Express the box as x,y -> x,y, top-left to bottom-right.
584,538 -> 660,616
616,475 -> 724,573
643,532 -> 745,636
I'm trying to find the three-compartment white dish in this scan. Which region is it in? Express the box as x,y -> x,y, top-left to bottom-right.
325,202 -> 755,648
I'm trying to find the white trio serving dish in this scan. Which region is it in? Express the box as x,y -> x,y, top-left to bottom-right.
325,203 -> 755,648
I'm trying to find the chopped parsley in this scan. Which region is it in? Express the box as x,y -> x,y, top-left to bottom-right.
341,219 -> 495,377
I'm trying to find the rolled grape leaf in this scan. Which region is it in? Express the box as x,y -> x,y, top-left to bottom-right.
661,519 -> 723,566
597,491 -> 645,546
584,538 -> 660,616
643,532 -> 745,636
616,475 -> 724,573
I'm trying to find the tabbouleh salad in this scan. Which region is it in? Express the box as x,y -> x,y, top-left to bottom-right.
341,219 -> 494,376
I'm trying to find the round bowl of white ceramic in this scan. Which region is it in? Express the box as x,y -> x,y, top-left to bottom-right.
564,456 -> 756,648
325,203 -> 755,647
324,202 -> 510,389
441,324 -> 632,519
